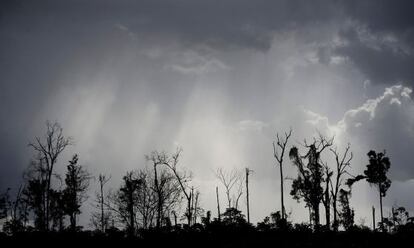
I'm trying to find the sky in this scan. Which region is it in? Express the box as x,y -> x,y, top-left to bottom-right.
1,0 -> 414,227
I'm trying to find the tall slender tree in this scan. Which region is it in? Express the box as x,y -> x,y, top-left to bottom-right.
273,129 -> 292,220
347,150 -> 391,230
330,144 -> 353,231
91,174 -> 111,232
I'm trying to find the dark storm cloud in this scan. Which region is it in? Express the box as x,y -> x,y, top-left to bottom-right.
331,0 -> 414,86
1,0 -> 343,51
1,0 -> 414,224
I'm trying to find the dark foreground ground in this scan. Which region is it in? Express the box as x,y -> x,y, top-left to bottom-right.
1,229 -> 412,248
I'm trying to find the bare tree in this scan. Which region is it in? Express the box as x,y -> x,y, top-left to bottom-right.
245,168 -> 253,224
273,128 -> 292,220
216,186 -> 221,221
330,144 -> 353,231
28,121 -> 72,230
135,169 -> 157,229
216,168 -> 243,210
146,151 -> 185,228
148,149 -> 195,226
90,174 -> 111,232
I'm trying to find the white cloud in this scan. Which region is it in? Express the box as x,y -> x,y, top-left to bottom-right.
305,85 -> 414,180
238,120 -> 269,132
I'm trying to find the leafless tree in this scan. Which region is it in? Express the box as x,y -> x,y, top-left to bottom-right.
245,168 -> 253,224
90,174 -> 111,232
147,149 -> 195,226
28,121 -> 72,230
135,169 -> 157,229
330,144 -> 353,231
273,128 -> 292,220
216,186 -> 221,221
146,151 -> 185,228
216,168 -> 243,210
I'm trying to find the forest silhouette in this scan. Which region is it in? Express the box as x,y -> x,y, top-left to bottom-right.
1,121 -> 414,247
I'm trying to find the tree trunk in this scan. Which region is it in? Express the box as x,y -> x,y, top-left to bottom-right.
332,199 -> 338,231
246,168 -> 250,224
279,164 -> 285,220
216,186 -> 221,221
313,204 -> 320,228
372,206 -> 376,230
100,182 -> 105,232
379,184 -> 384,230
324,180 -> 330,229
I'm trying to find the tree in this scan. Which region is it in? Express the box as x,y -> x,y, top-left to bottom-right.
222,207 -> 246,226
23,155 -> 49,231
135,169 -> 157,229
28,121 -> 72,230
272,128 -> 292,220
115,171 -> 142,235
215,168 -> 243,210
1,186 -> 29,234
289,134 -> 333,228
338,189 -> 354,231
146,151 -> 184,228
347,150 -> 391,230
153,148 -> 197,226
321,163 -> 332,229
62,154 -> 90,231
330,144 -> 353,231
90,174 -> 111,232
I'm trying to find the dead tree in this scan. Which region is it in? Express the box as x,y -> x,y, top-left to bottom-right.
216,186 -> 221,221
91,174 -> 111,232
273,128 -> 292,220
146,151 -> 184,227
330,144 -> 353,231
151,149 -> 194,226
28,121 -> 72,230
216,168 -> 243,210
245,168 -> 253,224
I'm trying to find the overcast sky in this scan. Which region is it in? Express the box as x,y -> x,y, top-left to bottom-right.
1,0 -> 414,227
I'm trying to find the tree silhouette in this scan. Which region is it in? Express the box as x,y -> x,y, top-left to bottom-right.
28,121 -> 72,230
222,207 -> 247,226
338,189 -> 354,231
330,144 -> 353,231
146,151 -> 184,228
321,163 -> 333,229
90,174 -> 111,232
216,168 -> 243,210
62,154 -> 90,231
22,155 -> 49,231
1,186 -> 29,234
113,171 -> 142,236
289,134 -> 333,228
272,128 -> 292,220
154,148 -> 197,226
347,150 -> 391,230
